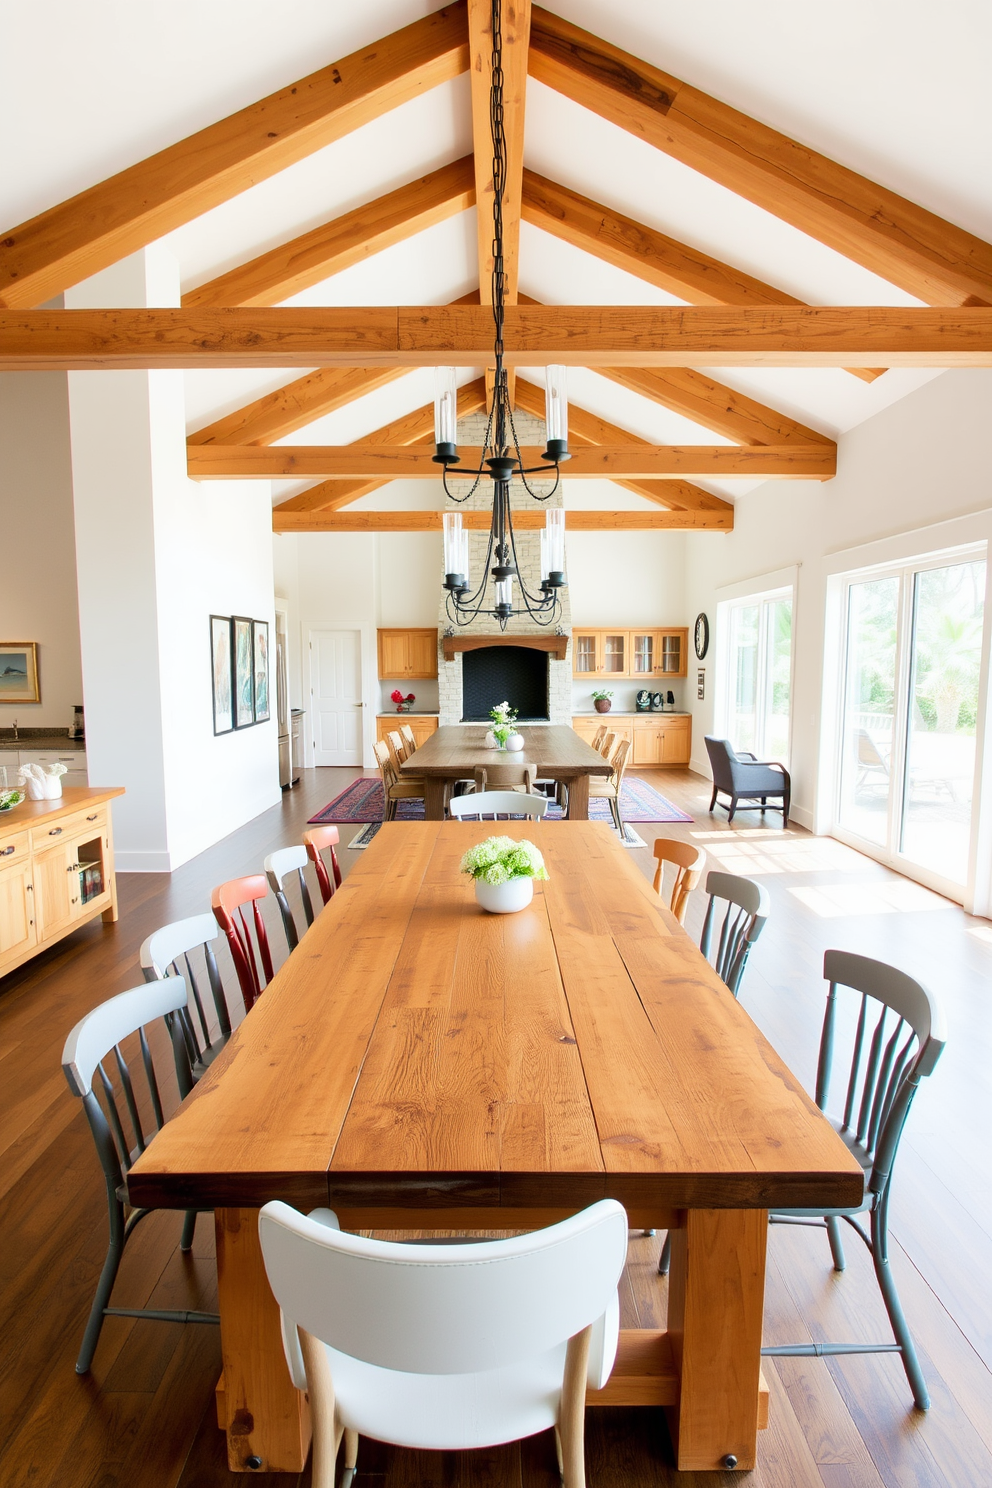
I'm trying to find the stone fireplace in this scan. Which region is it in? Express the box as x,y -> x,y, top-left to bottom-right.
436,403 -> 572,726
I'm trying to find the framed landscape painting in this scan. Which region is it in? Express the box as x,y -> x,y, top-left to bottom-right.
210,616 -> 233,735
0,642 -> 40,703
252,620 -> 270,723
232,617 -> 254,728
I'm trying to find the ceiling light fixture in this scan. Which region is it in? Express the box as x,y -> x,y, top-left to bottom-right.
433,0 -> 569,631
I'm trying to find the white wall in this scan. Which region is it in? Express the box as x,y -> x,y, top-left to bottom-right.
684,369 -> 992,828
0,372 -> 83,730
67,248 -> 280,870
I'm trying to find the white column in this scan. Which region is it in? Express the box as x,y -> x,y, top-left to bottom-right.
66,247 -> 280,871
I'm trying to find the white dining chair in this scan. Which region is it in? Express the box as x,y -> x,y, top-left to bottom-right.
139,912 -> 241,1097
264,845 -> 316,950
258,1199 -> 628,1488
448,791 -> 548,820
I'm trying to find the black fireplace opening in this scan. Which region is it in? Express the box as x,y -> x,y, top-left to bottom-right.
461,646 -> 550,721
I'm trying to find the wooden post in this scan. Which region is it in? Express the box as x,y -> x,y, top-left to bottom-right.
665,1208 -> 767,1471
215,1208 -> 311,1473
423,777 -> 448,820
565,774 -> 590,820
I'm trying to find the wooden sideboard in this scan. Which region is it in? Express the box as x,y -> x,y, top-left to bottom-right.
0,786 -> 124,979
572,713 -> 691,766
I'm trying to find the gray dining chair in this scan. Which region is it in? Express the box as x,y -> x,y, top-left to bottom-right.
62,979 -> 219,1373
700,870 -> 771,998
264,845 -> 318,951
653,869 -> 771,1264
140,912 -> 240,1098
762,950 -> 946,1410
704,736 -> 791,825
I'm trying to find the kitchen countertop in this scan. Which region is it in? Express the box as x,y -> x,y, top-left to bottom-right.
572,710 -> 691,718
0,733 -> 86,752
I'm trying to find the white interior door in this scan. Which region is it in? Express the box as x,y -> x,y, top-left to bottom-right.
309,629 -> 364,766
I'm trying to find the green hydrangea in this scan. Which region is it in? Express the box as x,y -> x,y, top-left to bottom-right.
460,835 -> 549,881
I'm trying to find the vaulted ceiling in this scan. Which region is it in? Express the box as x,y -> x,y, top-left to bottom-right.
3,0 -> 991,533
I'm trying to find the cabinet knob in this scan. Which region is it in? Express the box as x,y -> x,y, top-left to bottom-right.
49,827 -> 62,836
86,814 -> 98,821
0,845 -> 13,857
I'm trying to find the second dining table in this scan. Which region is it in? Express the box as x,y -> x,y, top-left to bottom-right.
398,723 -> 613,819
128,819 -> 863,1477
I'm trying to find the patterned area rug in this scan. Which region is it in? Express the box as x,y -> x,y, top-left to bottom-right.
310,776 -> 691,844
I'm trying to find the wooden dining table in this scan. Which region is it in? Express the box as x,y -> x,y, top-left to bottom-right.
398,723 -> 613,819
128,821 -> 863,1476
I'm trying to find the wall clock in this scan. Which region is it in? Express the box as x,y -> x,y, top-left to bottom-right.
694,613 -> 710,660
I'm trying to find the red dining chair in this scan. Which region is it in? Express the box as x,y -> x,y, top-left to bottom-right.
303,825 -> 342,904
211,875 -> 274,1011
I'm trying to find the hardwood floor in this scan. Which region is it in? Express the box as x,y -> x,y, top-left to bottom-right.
2,765 -> 991,1487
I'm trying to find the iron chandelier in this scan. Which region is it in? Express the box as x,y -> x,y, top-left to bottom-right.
433,0 -> 569,631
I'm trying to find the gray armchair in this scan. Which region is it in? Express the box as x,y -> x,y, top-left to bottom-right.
704,736 -> 791,826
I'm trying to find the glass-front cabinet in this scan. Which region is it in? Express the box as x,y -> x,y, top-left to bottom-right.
573,628 -> 688,679
572,632 -> 599,676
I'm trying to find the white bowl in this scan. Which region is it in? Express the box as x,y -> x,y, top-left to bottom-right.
474,876 -> 534,914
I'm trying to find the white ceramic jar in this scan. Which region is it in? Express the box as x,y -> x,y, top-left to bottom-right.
505,732 -> 525,751
474,876 -> 534,914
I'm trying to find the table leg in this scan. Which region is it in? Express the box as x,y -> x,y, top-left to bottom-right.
565,773 -> 590,820
665,1209 -> 767,1472
423,778 -> 447,821
215,1209 -> 311,1473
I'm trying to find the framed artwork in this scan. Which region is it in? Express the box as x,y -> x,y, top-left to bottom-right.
252,620 -> 270,723
0,642 -> 40,703
697,667 -> 706,702
232,616 -> 255,729
210,616 -> 234,735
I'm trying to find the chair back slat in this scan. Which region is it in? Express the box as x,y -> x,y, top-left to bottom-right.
138,1026 -> 167,1131
211,877 -> 273,1010
296,867 -> 316,928
96,1061 -> 132,1171
817,951 -> 946,1194
304,826 -> 342,903
179,952 -> 212,1047
114,1043 -> 147,1156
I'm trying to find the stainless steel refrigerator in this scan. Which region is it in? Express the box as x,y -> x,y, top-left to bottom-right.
276,634 -> 292,788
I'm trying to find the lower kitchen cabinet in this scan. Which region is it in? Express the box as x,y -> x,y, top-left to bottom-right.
572,714 -> 691,766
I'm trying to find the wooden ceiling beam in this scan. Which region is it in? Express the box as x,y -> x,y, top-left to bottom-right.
191,442 -> 836,480
468,0 -> 531,405
529,6 -> 992,308
596,366 -> 833,447
512,376 -> 733,515
0,4 -> 470,307
5,305 -> 990,369
184,157 -> 476,309
275,377 -> 488,513
521,171 -> 882,382
272,508 -> 733,532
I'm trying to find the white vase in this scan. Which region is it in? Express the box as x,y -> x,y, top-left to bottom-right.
505,732 -> 524,751
484,730 -> 498,749
474,876 -> 534,914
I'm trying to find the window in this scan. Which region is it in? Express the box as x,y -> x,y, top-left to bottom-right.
836,552 -> 986,892
720,588 -> 793,762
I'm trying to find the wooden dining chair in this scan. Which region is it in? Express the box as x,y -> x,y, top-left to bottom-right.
374,739 -> 425,821
472,764 -> 536,794
399,723 -> 418,756
598,730 -> 618,761
264,847 -> 316,951
258,1199 -> 629,1488
139,912 -> 241,1097
211,875 -> 275,1010
591,723 -> 608,752
762,951 -> 946,1410
387,729 -> 409,766
448,790 -> 548,820
62,979 -> 219,1373
589,737 -> 631,834
303,825 -> 342,903
652,839 -> 706,925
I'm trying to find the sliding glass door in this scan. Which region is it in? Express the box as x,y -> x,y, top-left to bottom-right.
726,590 -> 793,761
836,554 -> 986,893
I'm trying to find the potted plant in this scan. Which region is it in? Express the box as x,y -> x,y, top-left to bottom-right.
488,700 -> 522,750
391,689 -> 416,714
592,689 -> 613,714
460,835 -> 549,913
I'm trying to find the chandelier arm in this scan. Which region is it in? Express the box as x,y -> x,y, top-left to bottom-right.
505,507 -> 562,618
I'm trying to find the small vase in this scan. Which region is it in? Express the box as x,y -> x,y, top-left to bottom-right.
594,699 -> 612,714
505,732 -> 524,751
475,876 -> 534,914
